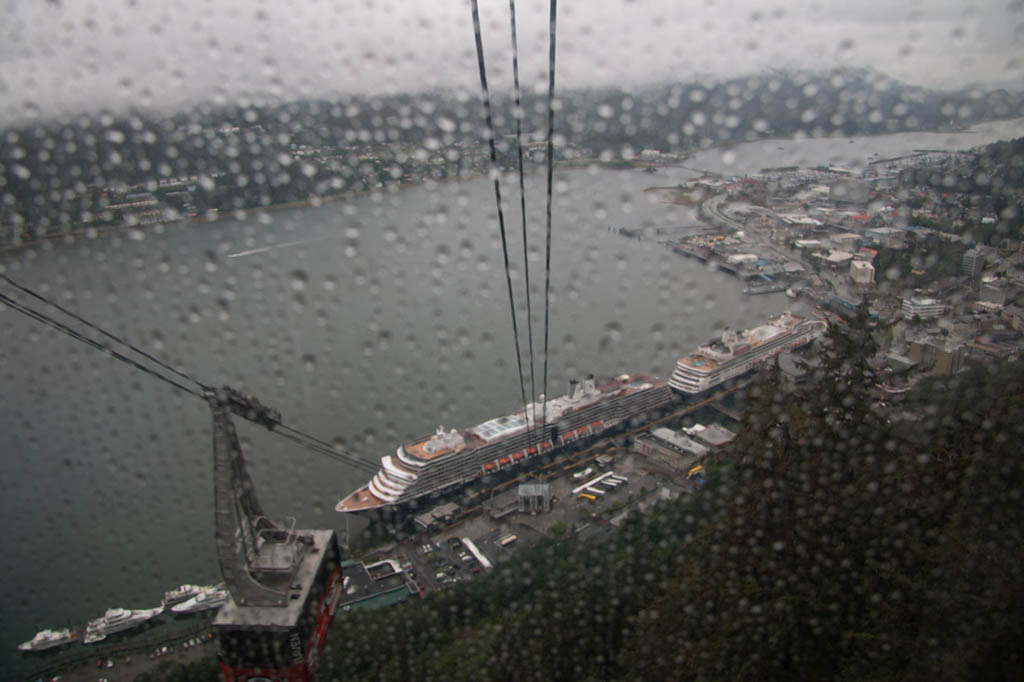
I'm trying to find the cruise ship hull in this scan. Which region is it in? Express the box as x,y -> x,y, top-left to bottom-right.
337,374 -> 673,514
669,314 -> 826,395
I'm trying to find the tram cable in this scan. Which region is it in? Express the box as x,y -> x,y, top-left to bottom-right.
507,0 -> 538,434
275,425 -> 378,474
0,290 -> 203,399
540,0 -> 558,430
0,279 -> 378,475
1,273 -> 209,392
469,0 -> 531,418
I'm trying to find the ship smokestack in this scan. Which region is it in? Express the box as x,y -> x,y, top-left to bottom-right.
568,378 -> 578,399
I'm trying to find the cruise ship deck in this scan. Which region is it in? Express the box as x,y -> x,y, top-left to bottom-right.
678,354 -> 720,371
336,486 -> 388,512
337,373 -> 673,514
669,313 -> 826,394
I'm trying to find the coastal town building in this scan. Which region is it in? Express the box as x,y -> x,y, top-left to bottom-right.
850,260 -> 875,286
962,249 -> 985,280
866,227 -> 905,248
517,483 -> 552,514
902,296 -> 947,320
1003,306 -> 1024,333
685,423 -> 737,450
634,427 -> 708,471
907,336 -> 964,375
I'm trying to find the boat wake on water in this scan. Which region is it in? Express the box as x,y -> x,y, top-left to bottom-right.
227,236 -> 330,259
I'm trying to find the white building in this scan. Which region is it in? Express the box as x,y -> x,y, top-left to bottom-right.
902,296 -> 946,319
795,239 -> 822,248
962,249 -> 985,280
850,260 -> 875,285
832,232 -> 862,249
866,227 -> 905,248
822,250 -> 854,268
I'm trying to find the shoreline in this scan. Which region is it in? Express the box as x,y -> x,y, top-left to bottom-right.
4,116 -> 1019,258
0,179 -> 439,256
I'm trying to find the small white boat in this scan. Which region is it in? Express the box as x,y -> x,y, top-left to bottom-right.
83,606 -> 163,644
17,627 -> 79,652
171,587 -> 228,614
163,584 -> 215,607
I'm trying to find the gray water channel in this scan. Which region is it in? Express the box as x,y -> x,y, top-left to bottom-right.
3,117 -> 1021,663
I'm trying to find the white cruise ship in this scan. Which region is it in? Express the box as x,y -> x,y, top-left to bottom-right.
83,606 -> 163,644
337,373 -> 673,513
17,627 -> 79,652
669,312 -> 826,394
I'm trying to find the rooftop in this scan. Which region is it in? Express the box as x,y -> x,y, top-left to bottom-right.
518,483 -> 551,497
649,428 -> 709,456
214,529 -> 336,630
694,424 -> 737,447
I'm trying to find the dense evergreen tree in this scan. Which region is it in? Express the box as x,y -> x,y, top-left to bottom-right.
168,318 -> 1024,681
310,326 -> 1024,681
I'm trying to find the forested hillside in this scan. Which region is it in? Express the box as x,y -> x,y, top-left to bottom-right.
316,317 -> 1024,682
141,316 -> 1024,681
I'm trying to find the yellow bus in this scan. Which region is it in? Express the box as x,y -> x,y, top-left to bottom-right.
687,464 -> 703,479
577,493 -> 597,502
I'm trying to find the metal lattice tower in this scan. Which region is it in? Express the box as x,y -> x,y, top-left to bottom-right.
207,388 -> 313,607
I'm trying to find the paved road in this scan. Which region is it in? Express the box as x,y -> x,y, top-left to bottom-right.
701,194 -> 746,231
38,636 -> 215,682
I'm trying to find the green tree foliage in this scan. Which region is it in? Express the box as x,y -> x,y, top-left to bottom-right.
318,318 -> 1024,682
899,137 -> 1024,245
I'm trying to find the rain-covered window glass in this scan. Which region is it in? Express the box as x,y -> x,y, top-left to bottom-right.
2,1 -> 1023,680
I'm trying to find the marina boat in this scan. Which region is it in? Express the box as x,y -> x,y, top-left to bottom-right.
337,373 -> 673,513
83,606 -> 163,644
170,587 -> 228,614
668,312 -> 826,394
17,627 -> 78,652
162,583 -> 215,608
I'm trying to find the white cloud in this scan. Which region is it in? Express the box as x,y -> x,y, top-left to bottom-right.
0,0 -> 1020,122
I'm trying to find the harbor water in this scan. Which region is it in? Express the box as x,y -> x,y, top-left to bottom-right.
3,118 -> 1023,668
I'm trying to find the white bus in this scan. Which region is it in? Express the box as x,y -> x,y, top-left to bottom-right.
572,467 -> 594,481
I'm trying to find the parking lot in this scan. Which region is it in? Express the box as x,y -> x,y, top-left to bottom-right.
384,451 -> 689,595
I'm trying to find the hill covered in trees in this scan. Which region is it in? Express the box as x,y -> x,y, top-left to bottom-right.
315,318 -> 1023,681
140,315 -> 1024,681
4,68 -> 1023,244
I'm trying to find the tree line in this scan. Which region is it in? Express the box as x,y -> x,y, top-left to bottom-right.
138,308 -> 1024,681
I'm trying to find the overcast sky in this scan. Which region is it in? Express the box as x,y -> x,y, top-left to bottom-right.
1,0 -> 1021,123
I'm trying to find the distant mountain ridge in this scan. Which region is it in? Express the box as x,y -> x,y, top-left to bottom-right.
2,68 -> 1023,241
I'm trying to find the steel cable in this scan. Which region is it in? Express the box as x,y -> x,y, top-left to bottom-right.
508,0 -> 538,435
0,286 -> 379,474
541,0 -> 558,430
1,274 -> 209,392
0,291 -> 203,398
469,0 -> 530,417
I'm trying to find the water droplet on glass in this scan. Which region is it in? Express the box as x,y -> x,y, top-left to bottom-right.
290,270 -> 308,291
